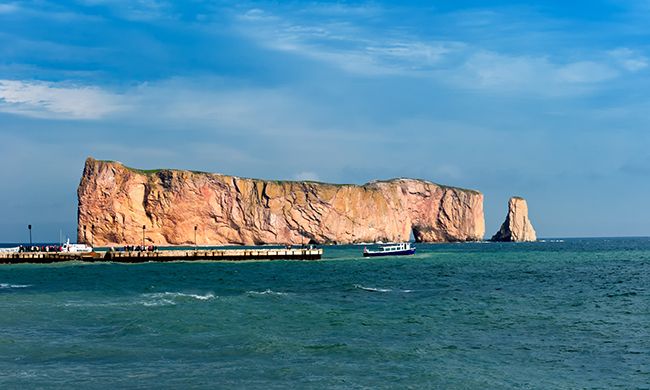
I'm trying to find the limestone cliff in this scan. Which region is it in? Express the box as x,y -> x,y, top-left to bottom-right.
77,158 -> 485,246
491,197 -> 537,242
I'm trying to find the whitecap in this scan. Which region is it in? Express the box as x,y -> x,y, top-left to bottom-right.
354,284 -> 413,293
142,299 -> 176,307
143,292 -> 216,301
63,301 -> 127,308
354,284 -> 392,293
63,292 -> 215,308
16,371 -> 39,379
246,289 -> 288,296
139,292 -> 215,306
0,283 -> 31,289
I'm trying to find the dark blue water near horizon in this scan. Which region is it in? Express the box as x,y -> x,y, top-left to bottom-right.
1,238 -> 649,389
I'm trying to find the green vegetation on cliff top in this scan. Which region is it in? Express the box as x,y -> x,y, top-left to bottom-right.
94,158 -> 480,194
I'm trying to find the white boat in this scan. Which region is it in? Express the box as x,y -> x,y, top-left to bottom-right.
0,247 -> 20,253
61,239 -> 93,253
363,242 -> 416,257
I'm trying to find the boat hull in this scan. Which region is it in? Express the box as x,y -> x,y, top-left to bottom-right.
363,248 -> 416,257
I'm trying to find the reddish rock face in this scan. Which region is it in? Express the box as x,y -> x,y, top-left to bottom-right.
491,197 -> 537,242
77,158 -> 485,246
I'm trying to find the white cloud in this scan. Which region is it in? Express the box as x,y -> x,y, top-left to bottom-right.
0,80 -> 124,119
556,61 -> 618,83
134,80 -> 314,133
78,0 -> 172,21
365,42 -> 461,70
241,8 -> 269,21
236,8 -> 459,76
293,171 -> 320,181
233,5 -> 644,97
460,52 -> 545,88
608,47 -> 648,71
0,1 -> 103,22
0,77 -> 379,144
296,3 -> 383,18
450,51 -> 619,95
0,3 -> 19,14
433,164 -> 463,180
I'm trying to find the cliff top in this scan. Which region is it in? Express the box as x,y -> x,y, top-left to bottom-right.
89,157 -> 481,194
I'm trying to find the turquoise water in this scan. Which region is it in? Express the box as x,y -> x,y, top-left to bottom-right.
1,238 -> 648,389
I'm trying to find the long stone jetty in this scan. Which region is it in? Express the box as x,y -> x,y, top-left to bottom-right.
0,248 -> 323,264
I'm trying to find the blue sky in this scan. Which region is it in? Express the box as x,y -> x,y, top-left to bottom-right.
1,0 -> 649,242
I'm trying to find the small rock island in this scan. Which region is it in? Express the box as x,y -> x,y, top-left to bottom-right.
77,158 -> 486,246
491,197 -> 537,242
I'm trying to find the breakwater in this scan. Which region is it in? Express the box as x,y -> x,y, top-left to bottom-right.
0,248 -> 322,264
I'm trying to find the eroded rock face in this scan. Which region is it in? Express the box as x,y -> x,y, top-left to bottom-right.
77,158 -> 485,246
491,197 -> 537,242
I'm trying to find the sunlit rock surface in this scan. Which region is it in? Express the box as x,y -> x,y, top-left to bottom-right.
491,197 -> 537,242
78,158 -> 485,246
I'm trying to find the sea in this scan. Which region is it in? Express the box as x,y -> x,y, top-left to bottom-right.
0,238 -> 648,389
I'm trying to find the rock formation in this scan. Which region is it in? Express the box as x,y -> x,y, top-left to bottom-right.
77,158 -> 485,246
491,197 -> 537,242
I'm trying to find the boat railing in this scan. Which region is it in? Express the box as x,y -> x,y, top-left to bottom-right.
375,242 -> 411,252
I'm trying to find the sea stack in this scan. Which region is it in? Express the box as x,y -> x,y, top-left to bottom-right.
491,197 -> 537,242
77,158 -> 485,246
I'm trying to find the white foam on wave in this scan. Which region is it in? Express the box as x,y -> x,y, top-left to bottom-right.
62,292 -> 216,308
63,301 -> 128,308
144,292 -> 216,300
354,284 -> 392,293
142,299 -> 176,307
0,283 -> 31,289
354,284 -> 413,293
140,292 -> 216,306
246,289 -> 288,296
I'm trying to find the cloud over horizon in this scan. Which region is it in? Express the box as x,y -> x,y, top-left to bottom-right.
0,80 -> 124,119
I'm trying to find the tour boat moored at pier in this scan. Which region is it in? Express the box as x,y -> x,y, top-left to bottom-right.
61,239 -> 93,253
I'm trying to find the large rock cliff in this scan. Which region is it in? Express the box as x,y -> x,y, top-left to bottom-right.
491,197 -> 537,242
77,158 -> 485,246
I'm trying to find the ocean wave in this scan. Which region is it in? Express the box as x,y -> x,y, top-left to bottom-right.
62,292 -> 216,308
139,292 -> 216,307
354,284 -> 391,293
63,301 -> 130,308
0,283 -> 31,289
143,292 -> 216,301
246,289 -> 288,296
142,299 -> 176,307
354,284 -> 413,293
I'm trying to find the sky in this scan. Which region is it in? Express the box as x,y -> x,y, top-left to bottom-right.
1,0 -> 649,242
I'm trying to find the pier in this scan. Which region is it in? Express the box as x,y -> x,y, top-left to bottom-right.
0,248 -> 323,264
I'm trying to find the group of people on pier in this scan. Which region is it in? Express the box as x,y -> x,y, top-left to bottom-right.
19,245 -> 62,253
122,245 -> 157,252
